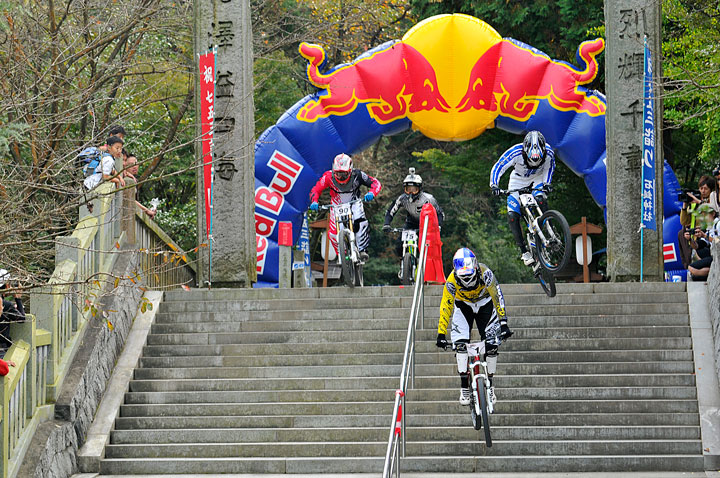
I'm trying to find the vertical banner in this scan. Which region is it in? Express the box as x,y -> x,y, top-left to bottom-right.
641,37 -> 656,231
299,213 -> 312,287
199,48 -> 216,238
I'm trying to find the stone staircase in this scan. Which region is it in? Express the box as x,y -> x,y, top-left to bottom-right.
99,282 -> 703,474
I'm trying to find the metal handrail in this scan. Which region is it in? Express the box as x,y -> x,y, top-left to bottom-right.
382,214 -> 430,478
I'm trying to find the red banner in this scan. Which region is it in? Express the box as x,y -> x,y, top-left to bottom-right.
199,49 -> 216,238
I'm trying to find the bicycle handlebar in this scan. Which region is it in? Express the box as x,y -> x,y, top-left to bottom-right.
318,198 -> 365,211
499,185 -> 550,195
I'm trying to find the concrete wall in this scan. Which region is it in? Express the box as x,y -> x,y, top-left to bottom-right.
18,248 -> 144,478
708,243 -> 720,386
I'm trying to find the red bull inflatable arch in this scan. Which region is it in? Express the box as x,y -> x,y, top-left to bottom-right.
254,13 -> 685,287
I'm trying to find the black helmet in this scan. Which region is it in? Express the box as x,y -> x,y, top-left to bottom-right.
403,167 -> 423,200
522,131 -> 547,169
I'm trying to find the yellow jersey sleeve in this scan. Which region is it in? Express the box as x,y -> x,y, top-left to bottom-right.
480,264 -> 506,320
438,272 -> 457,335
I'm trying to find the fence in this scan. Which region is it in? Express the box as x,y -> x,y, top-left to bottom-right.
1,180 -> 195,478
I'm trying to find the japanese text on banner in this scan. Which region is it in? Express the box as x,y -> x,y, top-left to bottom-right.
199,49 -> 216,238
641,39 -> 656,231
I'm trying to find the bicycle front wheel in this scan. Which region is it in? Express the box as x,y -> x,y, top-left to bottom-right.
470,391 -> 482,431
401,253 -> 413,286
478,377 -> 492,447
337,225 -> 354,288
534,210 -> 571,273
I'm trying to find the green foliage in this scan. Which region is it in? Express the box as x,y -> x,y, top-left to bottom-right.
153,199 -> 198,258
255,51 -> 305,134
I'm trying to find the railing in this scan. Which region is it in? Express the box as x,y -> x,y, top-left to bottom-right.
382,215 -> 430,478
1,179 -> 195,478
135,211 -> 196,290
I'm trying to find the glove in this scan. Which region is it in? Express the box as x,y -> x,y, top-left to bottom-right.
364,192 -> 375,202
382,224 -> 391,232
491,186 -> 501,196
499,321 -> 513,340
544,184 -> 553,193
436,333 -> 448,349
309,202 -> 319,211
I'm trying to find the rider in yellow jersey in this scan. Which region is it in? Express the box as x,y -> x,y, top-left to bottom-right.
436,248 -> 513,406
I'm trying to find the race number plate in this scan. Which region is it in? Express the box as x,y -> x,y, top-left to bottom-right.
401,230 -> 417,242
335,203 -> 351,217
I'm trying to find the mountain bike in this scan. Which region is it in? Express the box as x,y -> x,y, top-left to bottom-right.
501,187 -> 571,297
387,228 -> 418,285
320,199 -> 365,287
444,341 -> 493,446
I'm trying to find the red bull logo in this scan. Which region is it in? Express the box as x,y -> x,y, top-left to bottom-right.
295,13 -> 605,141
297,42 -> 450,125
456,38 -> 606,121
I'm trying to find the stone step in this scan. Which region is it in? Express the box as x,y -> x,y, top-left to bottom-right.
132,361 -> 694,380
161,281 -> 686,302
119,399 -> 699,417
102,439 -> 701,459
157,299 -> 688,316
142,337 -> 692,356
98,454 -> 703,474
139,349 -> 693,368
123,386 -> 696,405
144,329 -> 691,346
152,312 -> 691,328
99,453 -> 704,474
113,412 -> 701,430
150,319 -> 691,337
109,424 -> 701,444
128,373 -> 696,393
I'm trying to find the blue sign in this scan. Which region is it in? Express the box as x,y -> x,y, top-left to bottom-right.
641,37 -> 656,231
299,213 -> 312,287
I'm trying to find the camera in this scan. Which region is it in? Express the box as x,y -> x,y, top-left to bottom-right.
678,189 -> 701,203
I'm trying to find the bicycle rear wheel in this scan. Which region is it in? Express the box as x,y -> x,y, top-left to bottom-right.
535,265 -> 556,298
534,210 -> 572,273
478,377 -> 492,447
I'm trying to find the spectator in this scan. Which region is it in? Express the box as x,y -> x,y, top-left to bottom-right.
84,136 -> 125,191
122,154 -> 156,218
0,270 -> 25,358
0,358 -> 16,376
713,164 -> 720,185
680,175 -> 718,227
687,204 -> 720,281
108,125 -> 126,140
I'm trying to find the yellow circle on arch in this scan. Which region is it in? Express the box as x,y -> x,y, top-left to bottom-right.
402,14 -> 503,141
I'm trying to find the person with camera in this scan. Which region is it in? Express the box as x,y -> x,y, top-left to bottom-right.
680,175 -> 718,227
684,204 -> 720,281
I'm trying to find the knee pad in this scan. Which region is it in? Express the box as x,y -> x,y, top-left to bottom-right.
455,340 -> 469,374
508,211 -> 521,225
535,194 -> 548,212
485,344 -> 498,375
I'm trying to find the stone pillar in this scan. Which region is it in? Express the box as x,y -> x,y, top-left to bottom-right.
605,0 -> 664,281
194,0 -> 256,287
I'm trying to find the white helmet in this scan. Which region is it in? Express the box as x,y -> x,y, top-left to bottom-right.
452,248 -> 480,289
0,269 -> 9,288
332,153 -> 353,184
403,167 -> 423,200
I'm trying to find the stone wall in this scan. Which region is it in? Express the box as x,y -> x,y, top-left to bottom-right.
708,243 -> 720,386
18,247 -> 144,478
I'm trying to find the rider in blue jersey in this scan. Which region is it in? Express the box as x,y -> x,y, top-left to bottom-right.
490,131 -> 555,266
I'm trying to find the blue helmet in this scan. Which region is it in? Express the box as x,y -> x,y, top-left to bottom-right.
522,131 -> 547,168
453,248 -> 480,289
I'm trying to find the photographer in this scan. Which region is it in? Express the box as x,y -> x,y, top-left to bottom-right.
0,270 -> 25,359
685,205 -> 720,281
680,175 -> 718,227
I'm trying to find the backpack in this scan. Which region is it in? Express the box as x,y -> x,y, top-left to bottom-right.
77,147 -> 109,178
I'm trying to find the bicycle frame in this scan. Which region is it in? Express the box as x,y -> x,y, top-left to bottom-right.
401,229 -> 418,259
325,200 -> 363,264
466,342 -> 494,416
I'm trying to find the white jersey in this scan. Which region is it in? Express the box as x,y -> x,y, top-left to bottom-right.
490,143 -> 555,188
